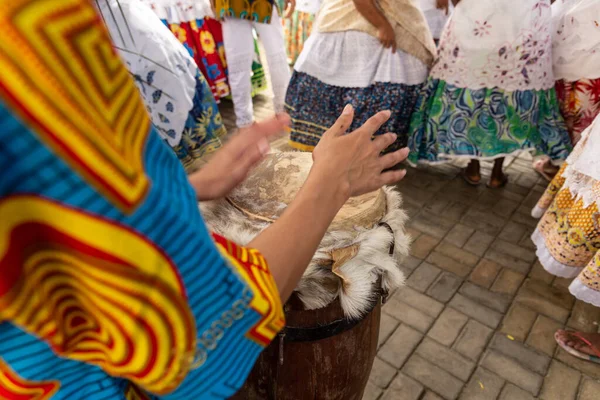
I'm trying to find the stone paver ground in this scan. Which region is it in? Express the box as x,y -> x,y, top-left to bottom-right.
218,95 -> 600,400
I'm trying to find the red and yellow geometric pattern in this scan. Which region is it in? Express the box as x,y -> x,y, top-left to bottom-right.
213,234 -> 285,347
0,0 -> 150,213
0,196 -> 196,395
0,358 -> 60,400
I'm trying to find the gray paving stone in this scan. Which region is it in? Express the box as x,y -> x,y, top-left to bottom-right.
444,202 -> 470,221
401,255 -> 423,275
469,259 -> 501,289
406,262 -> 441,293
578,378 -> 600,400
493,198 -> 520,218
539,361 -> 581,400
410,213 -> 454,239
378,312 -> 400,348
427,307 -> 469,346
370,357 -> 398,389
378,324 -> 423,369
403,355 -> 463,400
422,392 -> 444,400
435,242 -> 480,267
490,239 -> 537,263
516,281 -> 573,323
483,249 -> 532,274
489,333 -> 551,375
427,252 -> 473,278
380,372 -> 424,400
453,319 -> 493,361
460,367 -> 505,400
490,268 -> 525,296
444,224 -> 475,248
498,384 -> 535,400
511,209 -> 540,228
383,298 -> 435,333
427,272 -> 462,303
528,260 -> 554,285
567,299 -> 600,333
363,380 -> 383,400
416,338 -> 476,382
498,221 -> 529,244
480,350 -> 544,395
555,347 -> 600,380
393,286 -> 445,318
449,294 -> 503,329
459,282 -> 512,313
500,303 -> 540,342
411,234 -> 441,259
525,315 -> 563,356
463,231 -> 495,257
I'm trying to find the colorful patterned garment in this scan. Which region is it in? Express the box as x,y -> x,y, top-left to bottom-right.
531,114 -> 600,306
215,0 -> 276,23
98,0 -> 226,166
285,0 -> 432,152
408,78 -> 572,164
286,72 -> 422,151
551,0 -> 600,146
0,1 -> 284,400
555,79 -> 600,145
407,0 -> 572,164
282,11 -> 315,65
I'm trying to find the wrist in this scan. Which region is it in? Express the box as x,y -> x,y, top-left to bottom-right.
188,170 -> 217,201
304,165 -> 350,209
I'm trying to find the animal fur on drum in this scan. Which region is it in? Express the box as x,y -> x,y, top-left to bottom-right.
200,187 -> 410,320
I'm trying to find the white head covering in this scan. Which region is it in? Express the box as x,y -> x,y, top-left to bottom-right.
96,0 -> 197,146
138,0 -> 215,23
552,0 -> 600,81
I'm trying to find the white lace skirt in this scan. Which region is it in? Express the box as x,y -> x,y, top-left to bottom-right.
294,31 -> 429,88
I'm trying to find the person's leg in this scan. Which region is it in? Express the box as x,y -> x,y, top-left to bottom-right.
489,157 -> 508,188
253,9 -> 291,114
462,159 -> 481,185
222,18 -> 255,128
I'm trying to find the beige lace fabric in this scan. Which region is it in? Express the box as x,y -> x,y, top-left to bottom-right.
316,0 -> 436,66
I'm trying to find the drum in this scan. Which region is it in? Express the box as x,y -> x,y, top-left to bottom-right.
200,152 -> 411,400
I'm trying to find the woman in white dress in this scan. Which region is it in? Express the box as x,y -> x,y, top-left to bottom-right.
285,0 -> 436,155
408,0 -> 572,188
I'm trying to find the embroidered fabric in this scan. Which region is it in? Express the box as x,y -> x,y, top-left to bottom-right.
139,0 -> 215,22
569,279 -> 600,307
98,0 -> 197,146
552,0 -> 600,81
294,31 -> 429,87
531,229 -> 583,278
296,0 -> 321,14
431,0 -> 555,91
562,115 -> 600,209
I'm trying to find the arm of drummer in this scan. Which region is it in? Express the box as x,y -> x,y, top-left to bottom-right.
353,0 -> 396,52
249,106 -> 408,302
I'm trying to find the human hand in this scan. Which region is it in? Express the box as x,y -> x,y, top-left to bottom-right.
285,0 -> 296,18
189,114 -> 291,201
436,0 -> 449,14
311,105 -> 408,202
377,21 -> 396,53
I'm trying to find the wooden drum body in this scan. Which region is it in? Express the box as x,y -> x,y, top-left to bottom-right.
200,152 -> 411,400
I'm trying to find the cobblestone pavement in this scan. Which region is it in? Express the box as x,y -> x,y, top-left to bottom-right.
218,96 -> 600,400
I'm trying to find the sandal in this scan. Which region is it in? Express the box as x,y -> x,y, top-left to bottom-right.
533,159 -> 557,182
555,330 -> 600,364
486,175 -> 509,189
461,171 -> 481,186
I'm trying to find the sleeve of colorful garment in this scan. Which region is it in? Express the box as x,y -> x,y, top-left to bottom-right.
0,1 -> 284,399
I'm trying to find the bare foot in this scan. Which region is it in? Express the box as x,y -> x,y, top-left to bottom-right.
556,330 -> 600,357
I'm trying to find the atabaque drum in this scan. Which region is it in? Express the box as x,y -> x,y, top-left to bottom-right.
200,152 -> 411,400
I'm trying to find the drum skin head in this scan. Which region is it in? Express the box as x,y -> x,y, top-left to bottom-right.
227,152 -> 386,230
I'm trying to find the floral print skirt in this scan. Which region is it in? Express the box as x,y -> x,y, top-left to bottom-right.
555,78 -> 600,146
171,73 -> 227,170
282,11 -> 315,65
285,71 -> 422,152
164,17 -> 267,102
407,78 -> 573,165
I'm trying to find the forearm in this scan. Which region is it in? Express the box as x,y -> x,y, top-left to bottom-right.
249,171 -> 348,302
352,0 -> 389,29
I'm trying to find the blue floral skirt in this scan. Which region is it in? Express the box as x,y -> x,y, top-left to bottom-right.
408,78 -> 573,165
171,73 -> 227,170
285,71 -> 422,153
